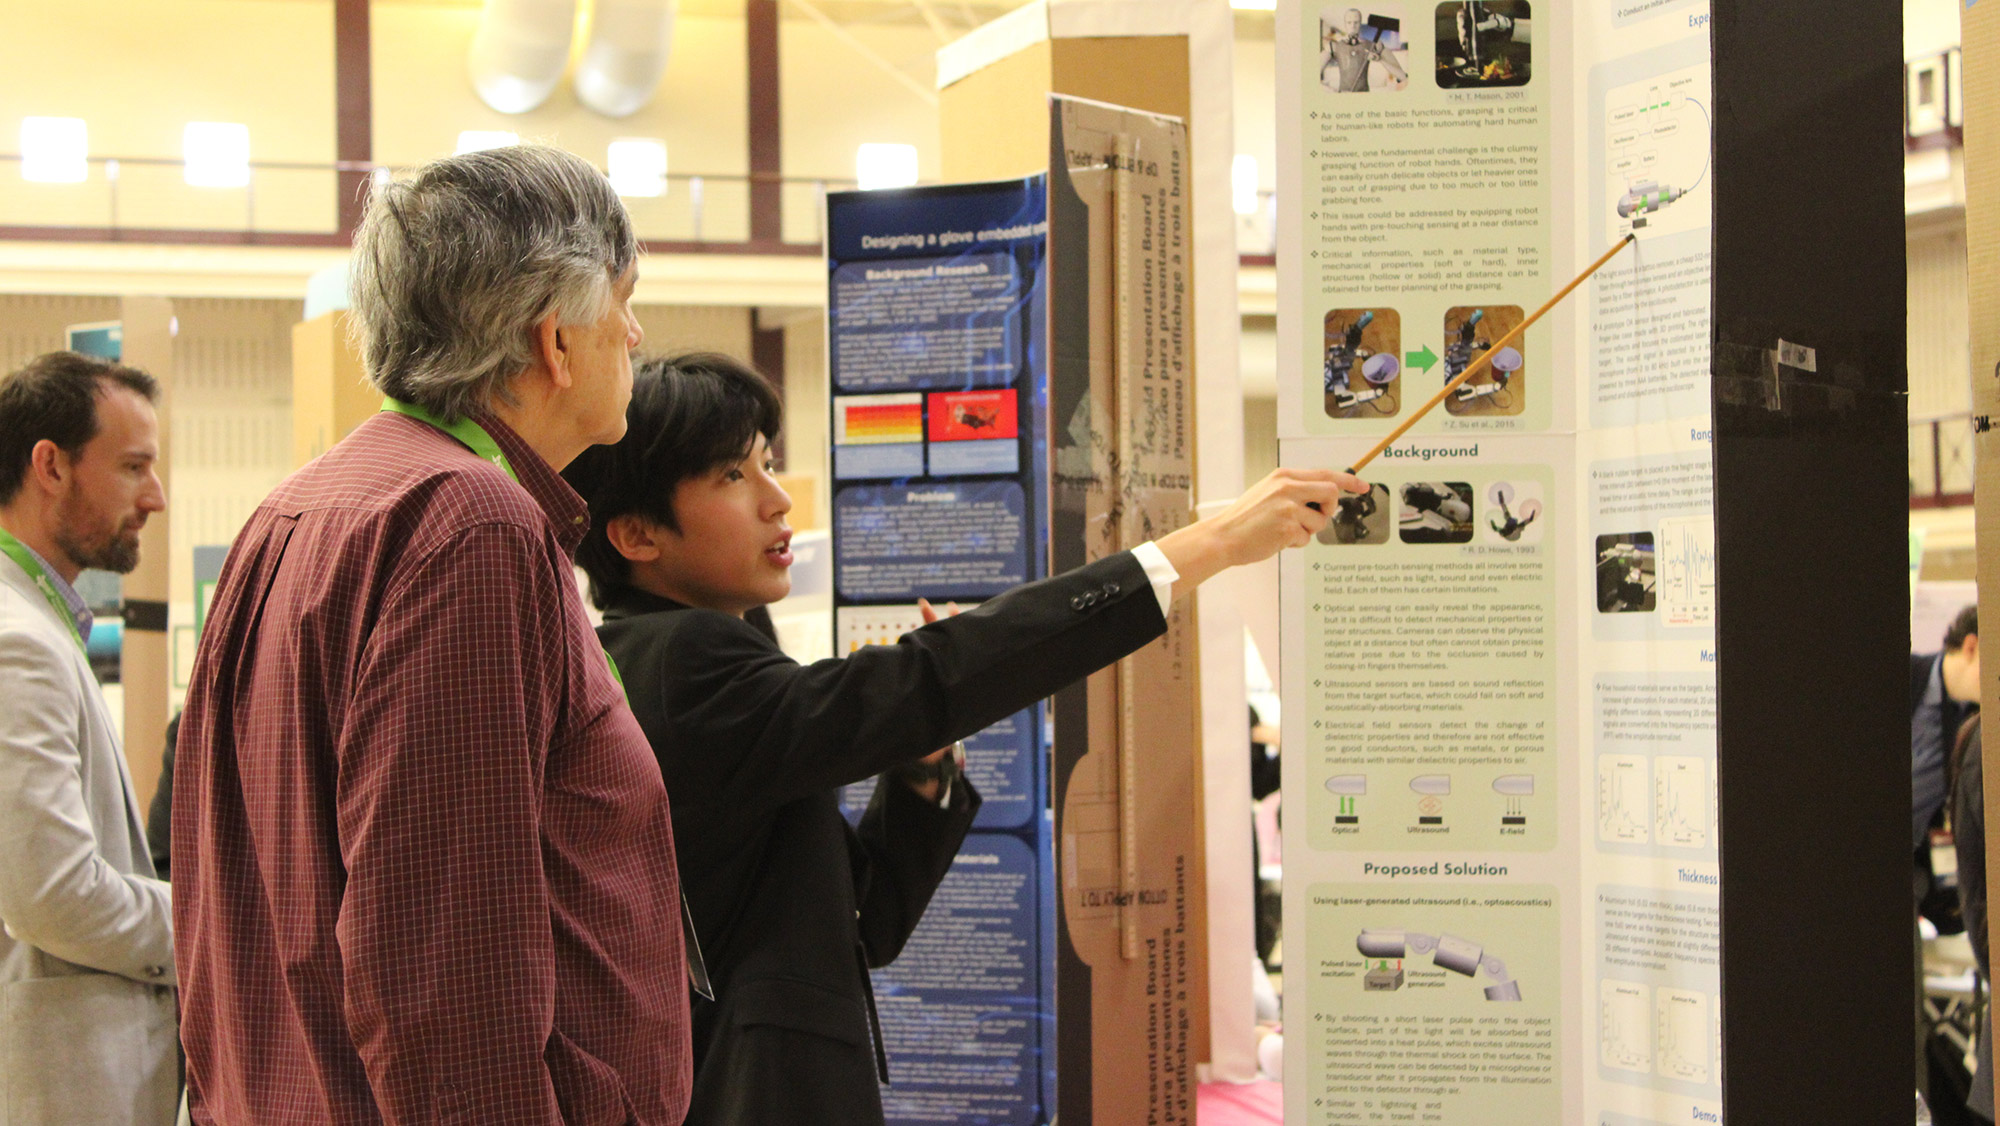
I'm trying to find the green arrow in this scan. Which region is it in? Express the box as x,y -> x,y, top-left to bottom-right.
1405,344 -> 1438,373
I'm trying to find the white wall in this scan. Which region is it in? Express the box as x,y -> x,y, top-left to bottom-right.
1909,227 -> 1972,421
1907,0 -> 1961,59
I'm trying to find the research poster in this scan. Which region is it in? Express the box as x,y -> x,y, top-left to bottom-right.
1278,3 -> 1717,1122
826,178 -> 1057,1125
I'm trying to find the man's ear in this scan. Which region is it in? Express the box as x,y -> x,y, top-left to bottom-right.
604,513 -> 665,564
533,313 -> 572,390
25,439 -> 71,496
1963,632 -> 1980,662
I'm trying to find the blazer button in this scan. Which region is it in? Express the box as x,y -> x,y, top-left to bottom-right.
1102,582 -> 1121,597
145,965 -> 165,978
1071,594 -> 1091,610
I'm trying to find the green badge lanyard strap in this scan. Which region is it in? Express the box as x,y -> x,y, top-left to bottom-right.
380,397 -> 516,482
0,526 -> 86,654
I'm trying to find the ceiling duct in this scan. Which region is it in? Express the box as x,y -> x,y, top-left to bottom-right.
574,0 -> 678,118
469,0 -> 579,114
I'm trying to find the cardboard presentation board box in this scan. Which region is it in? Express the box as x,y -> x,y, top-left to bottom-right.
1047,94 -> 1206,1126
291,309 -> 376,469
1966,0 -> 2000,1016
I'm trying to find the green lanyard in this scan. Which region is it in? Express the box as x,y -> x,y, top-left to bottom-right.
379,397 -> 625,688
380,397 -> 517,483
0,526 -> 86,654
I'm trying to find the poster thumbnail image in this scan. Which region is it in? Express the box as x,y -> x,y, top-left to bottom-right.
1434,1 -> 1531,89
1596,533 -> 1657,613
1318,5 -> 1411,94
1484,480 -> 1543,545
1315,482 -> 1392,545
1323,307 -> 1402,419
1441,304 -> 1525,417
1398,481 -> 1474,544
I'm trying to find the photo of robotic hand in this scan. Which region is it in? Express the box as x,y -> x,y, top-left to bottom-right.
1596,533 -> 1657,613
1399,481 -> 1475,544
1435,0 -> 1531,89
1317,482 -> 1393,545
1486,481 -> 1543,544
1323,307 -> 1403,419
1442,305 -> 1525,416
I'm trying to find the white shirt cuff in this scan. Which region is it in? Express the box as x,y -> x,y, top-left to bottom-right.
1131,541 -> 1178,620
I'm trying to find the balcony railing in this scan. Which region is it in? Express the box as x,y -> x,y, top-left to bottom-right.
0,154 -> 850,253
1911,411 -> 1975,509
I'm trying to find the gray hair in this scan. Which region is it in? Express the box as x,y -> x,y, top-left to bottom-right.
349,144 -> 637,423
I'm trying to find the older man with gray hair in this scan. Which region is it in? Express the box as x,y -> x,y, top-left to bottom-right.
174,145 -> 690,1125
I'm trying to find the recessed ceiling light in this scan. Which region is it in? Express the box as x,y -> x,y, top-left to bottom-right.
856,143 -> 919,191
20,117 -> 88,184
607,138 -> 668,198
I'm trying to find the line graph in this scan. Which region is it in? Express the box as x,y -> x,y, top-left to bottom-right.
1655,988 -> 1710,1082
1598,756 -> 1651,844
1600,979 -> 1651,1072
1656,515 -> 1715,628
1654,756 -> 1707,848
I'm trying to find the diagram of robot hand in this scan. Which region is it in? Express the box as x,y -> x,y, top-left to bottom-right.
1608,81 -> 1710,230
1356,928 -> 1523,1001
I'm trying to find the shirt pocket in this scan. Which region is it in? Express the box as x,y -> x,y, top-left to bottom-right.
727,976 -> 871,1046
0,972 -> 178,1124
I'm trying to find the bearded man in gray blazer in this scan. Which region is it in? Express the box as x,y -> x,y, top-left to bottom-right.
0,351 -> 176,1125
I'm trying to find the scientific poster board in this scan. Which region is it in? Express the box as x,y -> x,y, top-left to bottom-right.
1276,4 -> 1718,1122
827,177 -> 1058,1125
827,99 -> 1206,1124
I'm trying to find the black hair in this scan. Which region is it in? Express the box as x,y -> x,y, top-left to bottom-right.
1947,604 -> 1979,651
564,352 -> 783,609
0,351 -> 159,505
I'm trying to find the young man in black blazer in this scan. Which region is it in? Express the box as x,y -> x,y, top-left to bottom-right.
563,353 -> 1357,1125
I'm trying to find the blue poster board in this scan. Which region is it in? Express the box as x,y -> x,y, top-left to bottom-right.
66,321 -> 123,360
828,178 -> 1055,1124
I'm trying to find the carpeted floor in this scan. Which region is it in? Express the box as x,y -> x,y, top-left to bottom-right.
1196,1079 -> 1284,1124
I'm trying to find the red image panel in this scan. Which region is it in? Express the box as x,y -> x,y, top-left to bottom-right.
927,389 -> 1019,442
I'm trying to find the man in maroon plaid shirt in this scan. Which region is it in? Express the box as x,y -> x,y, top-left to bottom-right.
173,146 -> 690,1124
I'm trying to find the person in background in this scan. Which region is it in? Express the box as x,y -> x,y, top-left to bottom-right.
173,146 -> 692,1125
561,353 -> 1361,1125
0,350 -> 177,1124
146,712 -> 178,880
1916,606 -> 1982,1114
1917,606 -> 1981,863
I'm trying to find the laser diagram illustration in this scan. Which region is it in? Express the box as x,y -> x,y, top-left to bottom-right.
1355,928 -> 1523,1000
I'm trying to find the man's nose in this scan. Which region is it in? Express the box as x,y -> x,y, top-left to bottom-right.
140,470 -> 167,513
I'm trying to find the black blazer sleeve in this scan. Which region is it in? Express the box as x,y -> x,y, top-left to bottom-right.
851,773 -> 981,967
648,551 -> 1162,812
